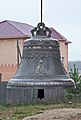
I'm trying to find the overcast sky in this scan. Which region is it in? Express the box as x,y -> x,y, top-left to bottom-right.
0,0 -> 81,61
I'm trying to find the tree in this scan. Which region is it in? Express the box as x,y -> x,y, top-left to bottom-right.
65,64 -> 81,105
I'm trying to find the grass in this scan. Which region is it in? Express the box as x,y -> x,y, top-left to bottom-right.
0,103 -> 81,120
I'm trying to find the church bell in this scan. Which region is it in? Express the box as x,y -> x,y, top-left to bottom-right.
7,22 -> 74,104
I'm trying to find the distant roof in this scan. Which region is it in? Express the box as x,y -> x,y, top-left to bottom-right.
0,20 -> 68,41
0,20 -> 33,39
51,27 -> 67,40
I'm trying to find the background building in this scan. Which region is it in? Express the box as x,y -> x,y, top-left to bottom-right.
0,20 -> 70,81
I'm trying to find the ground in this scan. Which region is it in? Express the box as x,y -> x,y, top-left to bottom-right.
23,108 -> 81,120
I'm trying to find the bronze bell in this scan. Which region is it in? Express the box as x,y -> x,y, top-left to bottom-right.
7,23 -> 74,104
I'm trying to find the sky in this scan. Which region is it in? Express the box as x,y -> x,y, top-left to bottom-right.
0,0 -> 81,61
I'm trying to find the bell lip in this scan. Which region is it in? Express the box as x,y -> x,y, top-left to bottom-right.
7,77 -> 74,88
8,75 -> 74,82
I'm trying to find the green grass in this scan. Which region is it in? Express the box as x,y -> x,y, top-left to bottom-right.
0,103 -> 81,120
